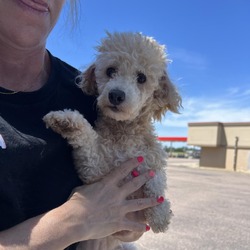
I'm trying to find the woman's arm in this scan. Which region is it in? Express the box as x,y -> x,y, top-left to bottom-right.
0,201 -> 77,250
0,157 -> 159,250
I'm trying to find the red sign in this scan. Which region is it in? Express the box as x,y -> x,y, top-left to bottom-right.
158,137 -> 187,142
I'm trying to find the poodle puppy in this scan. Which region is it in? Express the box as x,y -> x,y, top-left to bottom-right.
43,32 -> 181,249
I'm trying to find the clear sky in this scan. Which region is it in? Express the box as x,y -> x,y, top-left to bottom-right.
47,0 -> 250,139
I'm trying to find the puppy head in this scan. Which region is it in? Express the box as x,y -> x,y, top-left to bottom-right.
79,32 -> 181,121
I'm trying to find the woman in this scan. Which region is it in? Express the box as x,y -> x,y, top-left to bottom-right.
0,0 -> 162,249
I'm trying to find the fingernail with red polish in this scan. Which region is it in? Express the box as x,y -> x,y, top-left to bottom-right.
157,196 -> 164,203
131,169 -> 140,177
137,156 -> 144,163
146,225 -> 150,232
149,170 -> 155,177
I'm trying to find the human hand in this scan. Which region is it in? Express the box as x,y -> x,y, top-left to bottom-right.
112,175 -> 148,242
65,157 -> 160,242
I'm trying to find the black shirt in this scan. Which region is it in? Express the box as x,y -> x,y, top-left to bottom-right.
0,52 -> 97,248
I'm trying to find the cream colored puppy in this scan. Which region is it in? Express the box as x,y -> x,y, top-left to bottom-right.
44,32 -> 181,250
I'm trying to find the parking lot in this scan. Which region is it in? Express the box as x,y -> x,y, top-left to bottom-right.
136,159 -> 250,250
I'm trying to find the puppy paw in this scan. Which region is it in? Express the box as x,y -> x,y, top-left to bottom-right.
144,199 -> 172,233
43,109 -> 83,136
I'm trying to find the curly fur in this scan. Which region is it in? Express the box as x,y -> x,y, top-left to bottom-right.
43,32 -> 182,250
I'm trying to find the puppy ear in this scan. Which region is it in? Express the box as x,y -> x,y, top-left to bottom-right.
78,64 -> 98,96
153,71 -> 182,121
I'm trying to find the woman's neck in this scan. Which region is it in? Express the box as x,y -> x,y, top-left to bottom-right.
0,46 -> 50,92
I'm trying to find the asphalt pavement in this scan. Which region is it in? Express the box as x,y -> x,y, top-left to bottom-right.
136,159 -> 250,250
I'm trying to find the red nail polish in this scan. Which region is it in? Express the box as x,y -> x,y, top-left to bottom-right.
157,196 -> 164,203
137,156 -> 144,163
146,225 -> 150,231
131,169 -> 140,177
149,170 -> 155,177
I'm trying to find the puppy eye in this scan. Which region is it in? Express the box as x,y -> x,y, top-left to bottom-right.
137,73 -> 147,84
106,67 -> 117,78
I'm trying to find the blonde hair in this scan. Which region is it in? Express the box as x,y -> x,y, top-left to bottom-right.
65,0 -> 80,28
69,0 -> 78,17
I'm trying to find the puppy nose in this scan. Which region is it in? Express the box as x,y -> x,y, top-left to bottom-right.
109,89 -> 125,105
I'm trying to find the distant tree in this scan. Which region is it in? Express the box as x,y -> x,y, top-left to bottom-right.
174,147 -> 187,152
163,146 -> 170,152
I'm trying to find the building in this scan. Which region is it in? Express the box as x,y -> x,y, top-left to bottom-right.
187,122 -> 250,172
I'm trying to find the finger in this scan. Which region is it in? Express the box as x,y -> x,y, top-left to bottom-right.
126,210 -> 146,223
121,170 -> 155,196
113,230 -> 144,242
105,156 -> 144,184
117,220 -> 150,233
124,197 -> 159,213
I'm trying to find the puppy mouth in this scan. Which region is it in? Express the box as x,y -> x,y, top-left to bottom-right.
108,105 -> 120,112
103,103 -> 134,121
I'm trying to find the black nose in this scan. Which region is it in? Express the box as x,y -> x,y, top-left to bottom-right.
108,89 -> 125,105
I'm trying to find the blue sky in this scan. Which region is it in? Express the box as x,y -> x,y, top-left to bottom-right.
47,0 -> 250,139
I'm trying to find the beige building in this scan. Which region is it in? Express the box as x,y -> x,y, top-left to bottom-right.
187,122 -> 250,172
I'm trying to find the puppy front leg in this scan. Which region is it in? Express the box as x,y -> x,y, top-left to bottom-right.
143,169 -> 172,233
43,110 -> 105,183
43,109 -> 98,147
